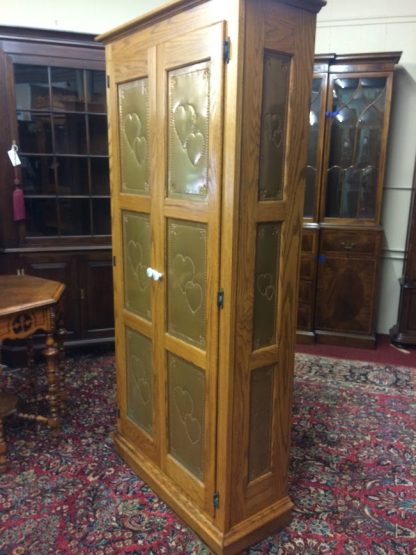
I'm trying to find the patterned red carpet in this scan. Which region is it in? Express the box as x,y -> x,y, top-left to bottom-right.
0,352 -> 415,554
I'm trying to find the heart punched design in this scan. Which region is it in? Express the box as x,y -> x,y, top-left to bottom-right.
184,281 -> 203,314
124,113 -> 147,166
133,136 -> 147,167
131,355 -> 151,405
127,240 -> 148,290
172,254 -> 195,291
124,113 -> 142,148
257,273 -> 275,302
173,386 -> 202,445
264,113 -> 283,150
186,132 -> 205,166
172,254 -> 203,314
173,103 -> 197,147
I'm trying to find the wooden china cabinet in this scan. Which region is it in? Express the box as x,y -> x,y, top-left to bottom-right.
297,52 -> 401,348
0,27 -> 114,364
99,0 -> 324,553
390,162 -> 416,346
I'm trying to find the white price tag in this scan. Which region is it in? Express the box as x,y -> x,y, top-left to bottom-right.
8,148 -> 21,166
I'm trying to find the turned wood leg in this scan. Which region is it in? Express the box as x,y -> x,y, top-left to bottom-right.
55,326 -> 67,410
43,332 -> 61,433
26,334 -> 38,395
0,418 -> 6,473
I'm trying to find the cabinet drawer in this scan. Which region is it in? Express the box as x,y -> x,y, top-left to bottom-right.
320,230 -> 381,255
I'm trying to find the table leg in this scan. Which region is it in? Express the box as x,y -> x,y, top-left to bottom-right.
43,332 -> 60,433
56,326 -> 67,410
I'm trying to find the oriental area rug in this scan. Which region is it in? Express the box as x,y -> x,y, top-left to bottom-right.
0,352 -> 415,554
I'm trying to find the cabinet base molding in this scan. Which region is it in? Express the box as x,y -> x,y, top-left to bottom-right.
315,330 -> 376,349
296,330 -> 316,345
389,324 -> 416,348
113,432 -> 293,555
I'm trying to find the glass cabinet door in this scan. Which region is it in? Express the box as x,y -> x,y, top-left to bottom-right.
14,63 -> 110,238
323,74 -> 388,221
304,76 -> 325,219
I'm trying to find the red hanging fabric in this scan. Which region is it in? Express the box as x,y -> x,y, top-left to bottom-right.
13,179 -> 26,221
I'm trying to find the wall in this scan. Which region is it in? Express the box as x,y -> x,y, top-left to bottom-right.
1,0 -> 415,333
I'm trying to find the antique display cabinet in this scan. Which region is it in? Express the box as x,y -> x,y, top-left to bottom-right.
0,27 -> 114,364
99,0 -> 324,552
297,52 -> 401,347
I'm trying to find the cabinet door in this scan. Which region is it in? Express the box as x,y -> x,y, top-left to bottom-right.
110,22 -> 224,516
315,254 -> 379,335
18,252 -> 79,340
78,252 -> 114,339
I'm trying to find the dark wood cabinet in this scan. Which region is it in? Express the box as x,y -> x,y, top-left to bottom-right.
297,52 -> 401,348
390,163 -> 416,346
0,27 -> 114,365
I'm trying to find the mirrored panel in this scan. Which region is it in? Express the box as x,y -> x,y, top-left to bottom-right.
51,67 -> 85,111
18,113 -> 53,153
119,78 -> 149,194
54,113 -> 87,154
25,198 -> 58,236
248,365 -> 274,481
56,156 -> 88,195
122,211 -> 151,320
325,77 -> 387,219
89,115 -> 108,155
21,155 -> 55,194
14,64 -> 49,110
258,52 -> 291,201
126,327 -> 153,436
168,353 -> 205,481
59,198 -> 91,235
167,219 -> 207,348
91,158 -> 110,195
86,70 -> 106,113
253,223 -> 280,350
92,199 -> 111,235
168,61 -> 209,200
304,78 -> 323,217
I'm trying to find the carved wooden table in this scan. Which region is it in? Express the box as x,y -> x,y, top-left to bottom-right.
0,274 -> 66,432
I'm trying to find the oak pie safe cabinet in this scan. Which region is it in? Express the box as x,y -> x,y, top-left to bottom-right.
98,0 -> 324,552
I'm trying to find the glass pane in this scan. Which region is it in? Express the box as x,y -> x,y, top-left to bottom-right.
51,67 -> 85,111
92,198 -> 111,235
56,157 -> 88,195
119,78 -> 149,194
21,155 -> 55,194
59,198 -> 91,235
123,211 -> 151,321
54,113 -> 87,154
18,113 -> 52,153
258,52 -> 291,201
167,220 -> 207,348
25,198 -> 58,236
168,61 -> 209,199
126,327 -> 153,436
86,70 -> 106,113
89,115 -> 108,155
91,158 -> 110,195
325,77 -> 387,219
168,353 -> 205,481
248,366 -> 274,481
304,78 -> 323,217
14,64 -> 49,110
253,223 -> 280,350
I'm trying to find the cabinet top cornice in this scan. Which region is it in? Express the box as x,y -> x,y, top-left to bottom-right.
97,0 -> 325,44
